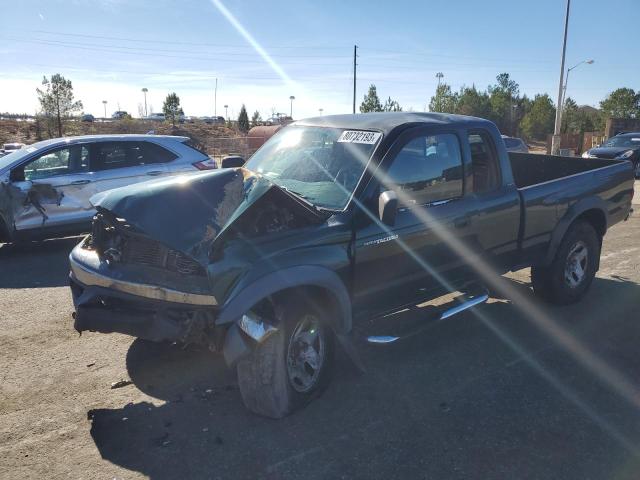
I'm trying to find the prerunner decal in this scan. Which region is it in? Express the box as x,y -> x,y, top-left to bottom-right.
337,130 -> 382,145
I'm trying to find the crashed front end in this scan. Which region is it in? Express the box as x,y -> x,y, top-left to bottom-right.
69,167 -> 326,359
70,211 -> 220,346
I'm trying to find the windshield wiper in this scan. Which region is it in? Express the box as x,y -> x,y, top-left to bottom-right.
278,186 -> 331,215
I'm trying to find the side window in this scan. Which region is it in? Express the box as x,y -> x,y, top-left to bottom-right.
386,133 -> 463,206
94,142 -> 146,170
141,142 -> 179,164
23,145 -> 89,180
468,131 -> 500,194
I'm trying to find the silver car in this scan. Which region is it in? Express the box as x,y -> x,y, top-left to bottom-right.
501,135 -> 529,153
0,134 -> 216,243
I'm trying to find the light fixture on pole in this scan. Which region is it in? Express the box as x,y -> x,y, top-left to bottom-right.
319,108 -> 323,116
289,96 -> 295,118
102,100 -> 107,119
562,59 -> 594,107
141,88 -> 148,117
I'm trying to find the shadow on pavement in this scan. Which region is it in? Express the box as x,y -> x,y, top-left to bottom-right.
0,236 -> 82,288
88,275 -> 640,480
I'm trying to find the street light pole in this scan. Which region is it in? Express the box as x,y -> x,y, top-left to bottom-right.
289,95 -> 295,118
319,108 -> 323,116
561,59 -> 594,108
102,100 -> 107,119
435,72 -> 444,111
141,88 -> 148,117
224,104 -> 228,120
551,0 -> 571,155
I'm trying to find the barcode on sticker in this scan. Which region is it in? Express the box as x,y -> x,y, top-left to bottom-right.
337,130 -> 381,144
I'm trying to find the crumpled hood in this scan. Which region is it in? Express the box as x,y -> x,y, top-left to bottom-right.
588,146 -> 637,159
91,168 -> 320,265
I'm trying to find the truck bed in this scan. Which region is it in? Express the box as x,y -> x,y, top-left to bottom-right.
509,153 -> 620,189
508,152 -> 634,266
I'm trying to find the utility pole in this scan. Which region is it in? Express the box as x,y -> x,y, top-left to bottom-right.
102,100 -> 107,119
552,0 -> 571,155
436,72 -> 444,111
214,78 -> 218,117
352,45 -> 358,114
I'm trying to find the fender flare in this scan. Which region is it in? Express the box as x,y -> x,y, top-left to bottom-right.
543,196 -> 608,266
215,265 -> 352,334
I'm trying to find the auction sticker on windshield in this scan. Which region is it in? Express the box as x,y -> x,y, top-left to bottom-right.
337,130 -> 381,144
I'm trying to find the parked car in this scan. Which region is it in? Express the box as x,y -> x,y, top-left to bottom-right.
0,143 -> 25,157
0,134 -> 216,243
501,135 -> 529,153
202,116 -> 226,125
582,132 -> 640,178
265,115 -> 293,126
146,112 -> 165,122
111,111 -> 129,120
69,113 -> 634,418
81,114 -> 95,122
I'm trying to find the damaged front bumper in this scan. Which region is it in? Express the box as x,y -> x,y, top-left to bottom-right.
69,241 -> 219,344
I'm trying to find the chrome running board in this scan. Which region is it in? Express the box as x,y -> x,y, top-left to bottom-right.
366,292 -> 489,344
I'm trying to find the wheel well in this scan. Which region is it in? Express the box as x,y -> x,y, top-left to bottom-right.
574,209 -> 606,238
256,286 -> 346,333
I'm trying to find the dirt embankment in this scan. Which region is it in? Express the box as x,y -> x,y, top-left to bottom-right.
0,119 -> 250,157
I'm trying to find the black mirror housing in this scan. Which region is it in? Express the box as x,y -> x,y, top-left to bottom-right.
378,190 -> 398,226
221,155 -> 245,168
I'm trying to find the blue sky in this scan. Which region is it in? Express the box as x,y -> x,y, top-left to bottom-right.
1,0 -> 638,119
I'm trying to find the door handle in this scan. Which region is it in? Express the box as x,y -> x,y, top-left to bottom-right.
70,179 -> 91,185
146,170 -> 163,176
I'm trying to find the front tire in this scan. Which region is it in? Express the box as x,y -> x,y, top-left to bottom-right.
531,221 -> 600,305
237,298 -> 334,418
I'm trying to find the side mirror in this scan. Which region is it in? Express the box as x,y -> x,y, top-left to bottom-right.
378,190 -> 398,226
221,155 -> 245,168
9,167 -> 25,182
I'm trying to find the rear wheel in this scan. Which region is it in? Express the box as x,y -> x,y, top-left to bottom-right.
531,221 -> 600,305
237,298 -> 334,418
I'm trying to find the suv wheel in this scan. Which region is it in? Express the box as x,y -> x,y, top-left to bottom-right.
237,298 -> 334,418
531,221 -> 600,305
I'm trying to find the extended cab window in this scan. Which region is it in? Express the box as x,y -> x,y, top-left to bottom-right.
22,145 -> 89,180
468,132 -> 500,193
386,133 -> 463,206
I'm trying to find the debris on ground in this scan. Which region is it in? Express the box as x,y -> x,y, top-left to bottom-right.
110,379 -> 133,389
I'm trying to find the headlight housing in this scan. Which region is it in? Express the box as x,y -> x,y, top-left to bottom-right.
616,150 -> 635,159
581,151 -> 592,158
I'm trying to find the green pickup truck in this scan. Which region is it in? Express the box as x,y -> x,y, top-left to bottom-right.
69,113 -> 635,417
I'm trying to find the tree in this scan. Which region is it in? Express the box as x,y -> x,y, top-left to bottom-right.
455,86 -> 492,119
162,92 -> 182,126
561,97 -> 579,133
488,73 -> 520,135
520,94 -> 556,140
383,96 -> 402,112
599,88 -> 640,119
36,74 -> 83,137
429,83 -> 457,113
360,84 -> 383,113
251,110 -> 262,127
238,104 -> 250,133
